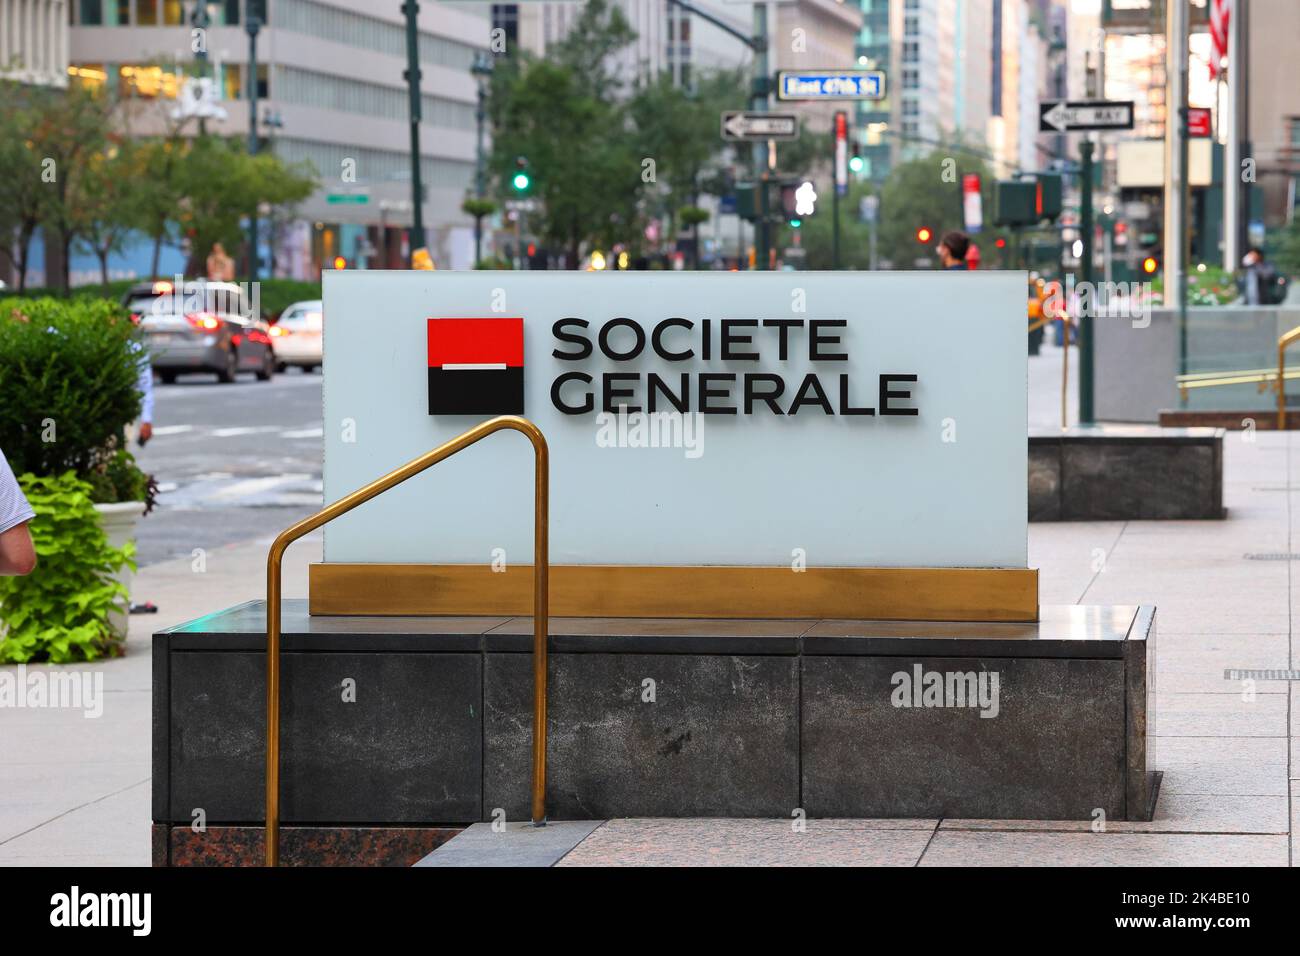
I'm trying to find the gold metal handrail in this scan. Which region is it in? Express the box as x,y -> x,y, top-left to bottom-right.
1280,326 -> 1300,429
264,415 -> 549,867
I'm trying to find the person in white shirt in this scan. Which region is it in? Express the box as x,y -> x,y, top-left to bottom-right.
0,447 -> 36,576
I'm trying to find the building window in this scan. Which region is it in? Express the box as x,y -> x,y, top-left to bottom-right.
162,0 -> 184,25
78,0 -> 104,24
68,63 -> 108,90
902,69 -> 918,90
905,16 -> 918,36
902,99 -> 919,117
492,4 -> 519,51
902,41 -> 919,63
136,0 -> 157,25
120,63 -> 182,98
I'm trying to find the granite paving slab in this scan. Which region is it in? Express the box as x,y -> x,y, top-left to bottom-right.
414,821 -> 604,867
917,831 -> 1288,866
554,818 -> 937,867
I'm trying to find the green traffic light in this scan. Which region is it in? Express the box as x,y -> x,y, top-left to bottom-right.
512,172 -> 530,191
789,219 -> 802,229
848,156 -> 865,174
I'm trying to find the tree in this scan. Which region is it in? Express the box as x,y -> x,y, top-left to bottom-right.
628,69 -> 745,257
171,138 -> 315,276
75,140 -> 146,289
487,0 -> 656,267
30,82 -> 115,291
0,82 -> 48,292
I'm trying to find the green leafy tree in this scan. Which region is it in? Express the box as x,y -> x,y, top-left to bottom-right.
75,140 -> 146,290
0,81 -> 48,292
171,138 -> 315,275
32,83 -> 115,292
488,0 -> 643,266
628,69 -> 745,251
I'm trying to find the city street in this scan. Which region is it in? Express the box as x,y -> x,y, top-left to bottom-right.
133,369 -> 323,566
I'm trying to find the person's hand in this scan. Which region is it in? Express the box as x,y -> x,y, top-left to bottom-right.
138,422 -> 153,446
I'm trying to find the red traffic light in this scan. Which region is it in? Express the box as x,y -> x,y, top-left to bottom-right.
916,227 -> 933,244
995,238 -> 1007,249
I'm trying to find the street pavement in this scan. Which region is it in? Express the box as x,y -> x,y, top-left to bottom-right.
2,337 -> 1297,866
133,368 -> 324,566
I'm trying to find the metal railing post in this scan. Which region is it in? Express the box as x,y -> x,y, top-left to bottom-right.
264,416 -> 548,866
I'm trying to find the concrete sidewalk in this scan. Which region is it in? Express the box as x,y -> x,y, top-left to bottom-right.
0,531 -> 320,866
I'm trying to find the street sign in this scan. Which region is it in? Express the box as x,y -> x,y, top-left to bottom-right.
1038,99 -> 1135,133
858,195 -> 879,223
833,111 -> 848,196
776,70 -> 885,102
1186,106 -> 1212,137
720,111 -> 799,141
327,192 -> 370,205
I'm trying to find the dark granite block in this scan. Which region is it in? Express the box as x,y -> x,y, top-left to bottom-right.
484,653 -> 799,820
802,656 -> 1127,819
151,635 -> 170,823
161,598 -> 504,652
1061,441 -> 1219,520
163,824 -> 461,867
484,616 -> 808,655
1123,606 -> 1157,820
1028,438 -> 1062,520
168,651 -> 481,824
802,605 -> 1138,659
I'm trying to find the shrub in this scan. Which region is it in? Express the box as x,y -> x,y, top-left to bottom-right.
0,472 -> 134,663
0,297 -> 143,477
85,449 -> 158,513
0,297 -> 143,481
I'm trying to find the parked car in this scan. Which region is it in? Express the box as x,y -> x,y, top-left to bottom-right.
270,299 -> 323,372
123,279 -> 276,384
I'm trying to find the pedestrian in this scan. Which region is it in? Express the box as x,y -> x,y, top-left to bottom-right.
1238,247 -> 1287,305
937,231 -> 971,271
0,446 -> 37,576
206,242 -> 235,282
128,339 -> 154,448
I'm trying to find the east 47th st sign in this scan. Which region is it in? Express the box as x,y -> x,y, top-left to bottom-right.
1039,99 -> 1135,133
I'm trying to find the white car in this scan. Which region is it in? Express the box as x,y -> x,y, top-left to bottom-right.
271,299 -> 323,372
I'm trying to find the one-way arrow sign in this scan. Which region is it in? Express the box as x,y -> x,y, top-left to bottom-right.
1038,100 -> 1135,133
720,111 -> 799,142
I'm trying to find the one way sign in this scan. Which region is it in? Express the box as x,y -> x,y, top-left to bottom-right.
1038,100 -> 1135,133
720,111 -> 800,142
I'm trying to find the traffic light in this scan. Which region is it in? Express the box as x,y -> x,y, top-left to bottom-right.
848,155 -> 865,174
1142,255 -> 1160,275
781,180 -> 818,222
916,226 -> 933,244
512,155 -> 531,193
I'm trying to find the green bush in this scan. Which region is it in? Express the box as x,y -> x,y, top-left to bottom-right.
0,297 -> 143,478
85,448 -> 157,512
0,472 -> 134,663
0,277 -> 323,320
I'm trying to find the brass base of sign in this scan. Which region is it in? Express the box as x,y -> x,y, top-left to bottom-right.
309,564 -> 1038,623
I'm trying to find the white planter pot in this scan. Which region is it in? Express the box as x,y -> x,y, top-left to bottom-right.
94,501 -> 146,639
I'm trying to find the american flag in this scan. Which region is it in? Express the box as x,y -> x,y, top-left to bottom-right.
1209,0 -> 1231,80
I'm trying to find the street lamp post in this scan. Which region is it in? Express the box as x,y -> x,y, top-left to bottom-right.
472,51 -> 494,266
402,0 -> 426,264
190,2 -> 211,136
245,13 -> 261,282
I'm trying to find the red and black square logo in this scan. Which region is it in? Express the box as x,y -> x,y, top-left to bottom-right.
427,317 -> 524,415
